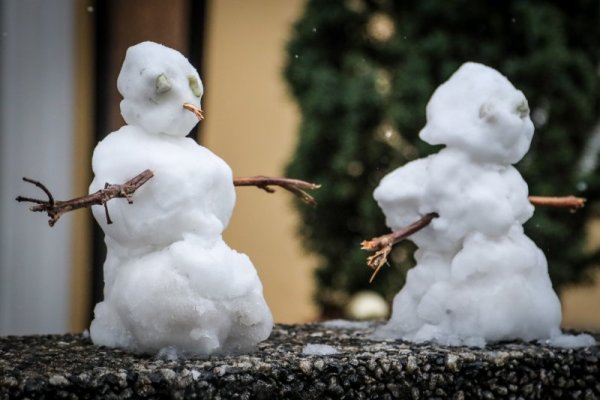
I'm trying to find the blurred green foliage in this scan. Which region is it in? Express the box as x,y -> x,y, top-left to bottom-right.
284,0 -> 600,316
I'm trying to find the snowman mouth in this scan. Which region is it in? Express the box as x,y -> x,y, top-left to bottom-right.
183,103 -> 205,121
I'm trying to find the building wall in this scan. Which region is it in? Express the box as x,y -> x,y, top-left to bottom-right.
0,0 -> 75,334
202,0 -> 318,323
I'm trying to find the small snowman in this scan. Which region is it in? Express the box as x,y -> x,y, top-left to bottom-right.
88,41 -> 272,355
372,62 -> 594,347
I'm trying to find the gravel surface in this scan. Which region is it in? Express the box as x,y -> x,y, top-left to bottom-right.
1,323 -> 598,399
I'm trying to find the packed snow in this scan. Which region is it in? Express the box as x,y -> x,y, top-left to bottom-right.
541,333 -> 597,349
321,319 -> 373,330
373,62 -> 595,348
89,41 -> 272,355
302,343 -> 339,355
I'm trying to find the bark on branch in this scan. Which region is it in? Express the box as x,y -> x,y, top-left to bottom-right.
528,195 -> 586,209
16,169 -> 154,227
233,176 -> 321,207
17,170 -> 320,226
363,195 -> 587,282
361,213 -> 439,283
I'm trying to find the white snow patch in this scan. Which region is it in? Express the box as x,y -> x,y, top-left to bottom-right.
321,319 -> 373,330
542,333 -> 597,349
302,343 -> 339,356
156,346 -> 179,361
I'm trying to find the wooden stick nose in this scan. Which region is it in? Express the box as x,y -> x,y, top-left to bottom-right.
183,103 -> 204,121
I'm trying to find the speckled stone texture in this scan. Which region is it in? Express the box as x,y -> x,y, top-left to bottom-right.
0,323 -> 598,399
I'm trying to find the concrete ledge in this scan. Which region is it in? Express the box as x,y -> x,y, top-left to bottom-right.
1,323 -> 598,399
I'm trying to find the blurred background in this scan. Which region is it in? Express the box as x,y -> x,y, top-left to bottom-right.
0,0 -> 598,335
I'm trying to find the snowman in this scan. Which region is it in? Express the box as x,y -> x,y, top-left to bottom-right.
88,41 -> 272,355
372,62 -> 593,347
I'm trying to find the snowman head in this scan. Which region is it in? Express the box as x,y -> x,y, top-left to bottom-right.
419,62 -> 534,165
117,41 -> 203,137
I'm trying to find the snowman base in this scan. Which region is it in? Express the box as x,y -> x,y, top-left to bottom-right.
1,323 -> 598,399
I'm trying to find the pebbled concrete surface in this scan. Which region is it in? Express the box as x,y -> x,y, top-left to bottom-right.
0,323 -> 598,399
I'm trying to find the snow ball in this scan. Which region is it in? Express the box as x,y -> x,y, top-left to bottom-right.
302,344 -> 339,356
345,291 -> 389,320
419,62 -> 534,165
117,41 -> 203,137
89,125 -> 236,250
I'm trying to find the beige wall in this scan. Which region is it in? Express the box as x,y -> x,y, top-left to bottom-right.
203,0 -> 317,323
562,220 -> 600,330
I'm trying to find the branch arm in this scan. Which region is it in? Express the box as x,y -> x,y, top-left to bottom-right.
363,195 -> 587,282
16,169 -> 153,226
233,176 -> 321,206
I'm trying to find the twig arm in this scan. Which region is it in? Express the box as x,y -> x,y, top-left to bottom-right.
233,176 -> 321,206
362,195 -> 587,282
528,195 -> 586,209
16,169 -> 154,226
361,212 -> 438,283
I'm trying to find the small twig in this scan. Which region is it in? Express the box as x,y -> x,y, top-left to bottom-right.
183,102 -> 204,121
363,195 -> 587,282
362,213 -> 439,283
234,176 -> 321,207
528,195 -> 586,210
16,169 -> 154,226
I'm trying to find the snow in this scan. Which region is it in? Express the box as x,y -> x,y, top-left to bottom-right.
89,41 -> 272,355
156,346 -> 179,361
302,343 -> 339,355
321,319 -> 373,330
373,62 -> 593,347
117,41 -> 203,137
542,333 -> 597,349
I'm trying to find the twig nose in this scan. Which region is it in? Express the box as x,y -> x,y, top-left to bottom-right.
183,103 -> 204,121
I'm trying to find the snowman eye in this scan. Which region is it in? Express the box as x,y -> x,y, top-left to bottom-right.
516,100 -> 529,118
479,101 -> 496,121
188,75 -> 202,98
155,73 -> 172,94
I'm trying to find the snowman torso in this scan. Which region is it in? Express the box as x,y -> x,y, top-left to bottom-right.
375,148 -> 534,254
90,125 -> 236,253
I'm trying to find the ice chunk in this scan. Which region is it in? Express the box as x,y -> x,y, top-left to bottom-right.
302,344 -> 339,355
543,333 -> 597,349
321,319 -> 373,330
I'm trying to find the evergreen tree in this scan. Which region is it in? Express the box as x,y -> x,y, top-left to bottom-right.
284,0 -> 600,316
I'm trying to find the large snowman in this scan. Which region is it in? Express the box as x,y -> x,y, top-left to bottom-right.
374,62 -> 573,346
89,42 -> 272,355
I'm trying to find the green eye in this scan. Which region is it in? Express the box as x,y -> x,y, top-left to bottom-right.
516,100 -> 529,118
155,73 -> 172,94
188,75 -> 202,98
